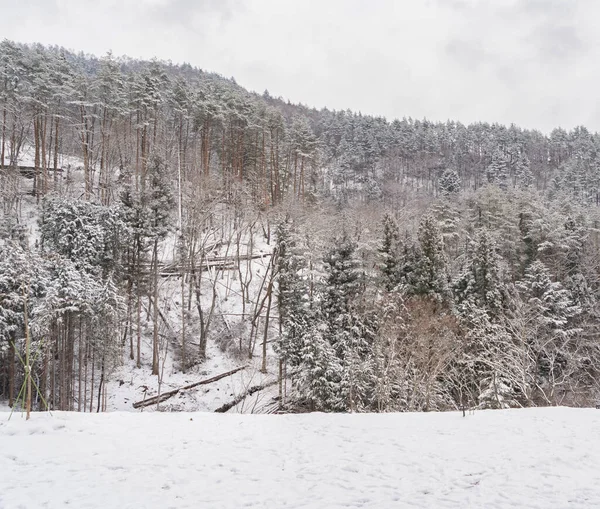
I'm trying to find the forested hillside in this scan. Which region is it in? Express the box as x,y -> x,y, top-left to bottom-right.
2,40 -> 600,413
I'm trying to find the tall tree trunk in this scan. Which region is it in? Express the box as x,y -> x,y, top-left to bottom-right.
136,292 -> 142,369
39,343 -> 48,411
89,346 -> 95,413
152,238 -> 160,376
80,105 -> 91,200
41,113 -> 47,195
97,358 -> 104,413
7,331 -> 15,408
1,104 -> 6,172
261,279 -> 274,373
78,320 -> 83,412
33,115 -> 40,200
24,290 -> 31,420
53,107 -> 60,184
84,335 -> 89,412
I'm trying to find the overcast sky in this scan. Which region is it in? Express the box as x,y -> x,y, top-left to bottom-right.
1,0 -> 598,133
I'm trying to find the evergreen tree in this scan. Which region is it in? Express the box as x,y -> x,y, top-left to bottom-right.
517,261 -> 580,334
379,213 -> 400,291
439,168 -> 461,197
411,214 -> 450,302
454,229 -> 507,319
303,233 -> 376,411
322,233 -> 362,341
39,198 -> 128,277
456,300 -> 522,409
299,322 -> 342,411
0,243 -> 46,407
487,148 -> 510,189
514,152 -> 533,188
516,260 -> 581,399
276,217 -> 309,367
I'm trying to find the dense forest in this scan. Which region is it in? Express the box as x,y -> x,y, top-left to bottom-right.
2,40 -> 600,414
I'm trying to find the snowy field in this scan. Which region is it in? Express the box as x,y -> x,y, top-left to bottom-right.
1,408 -> 600,508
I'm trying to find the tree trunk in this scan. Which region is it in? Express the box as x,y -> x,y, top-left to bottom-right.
41,113 -> 47,195
261,279 -> 273,374
53,114 -> 60,184
24,291 -> 31,420
33,115 -> 40,200
97,359 -> 104,413
1,105 -> 6,172
152,238 -> 160,376
80,105 -> 91,200
78,320 -> 83,412
7,332 -> 15,408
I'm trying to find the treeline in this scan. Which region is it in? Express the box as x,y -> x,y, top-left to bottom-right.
1,40 -> 600,412
2,40 -> 600,210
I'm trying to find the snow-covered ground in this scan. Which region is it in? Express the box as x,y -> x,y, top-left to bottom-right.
1,407 -> 599,508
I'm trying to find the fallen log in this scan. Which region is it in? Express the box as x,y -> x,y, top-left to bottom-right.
132,365 -> 247,409
214,378 -> 279,413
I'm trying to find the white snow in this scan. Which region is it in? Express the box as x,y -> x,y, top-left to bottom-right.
1,407 -> 600,508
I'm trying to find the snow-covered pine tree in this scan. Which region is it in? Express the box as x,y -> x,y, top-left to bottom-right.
39,197 -> 128,277
120,155 -> 174,373
146,155 -> 174,375
379,213 -> 400,291
300,232 -> 377,411
316,233 -> 362,410
298,321 -> 342,411
321,233 -> 362,352
487,148 -> 510,189
516,260 -> 581,403
454,229 -> 508,320
411,214 -> 451,303
454,299 -> 522,410
276,217 -> 310,368
438,168 -> 461,197
0,242 -> 46,408
514,152 -> 533,188
35,255 -> 114,410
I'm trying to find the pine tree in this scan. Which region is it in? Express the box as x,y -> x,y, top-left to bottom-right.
119,155 -> 174,373
39,197 -> 128,277
456,300 -> 521,409
379,213 -> 400,291
276,217 -> 309,367
514,152 -> 533,188
411,214 -> 450,302
303,233 -> 376,411
0,243 -> 46,408
517,261 -> 580,333
454,229 -> 507,319
487,148 -> 510,189
561,216 -> 586,278
439,168 -> 461,197
299,322 -> 342,411
322,233 -> 362,340
516,260 -> 581,401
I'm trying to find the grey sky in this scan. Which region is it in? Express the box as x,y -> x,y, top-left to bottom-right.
2,0 -> 598,132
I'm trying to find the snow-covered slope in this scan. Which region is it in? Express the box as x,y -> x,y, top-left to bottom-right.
1,407 -> 599,508
7,165 -> 282,414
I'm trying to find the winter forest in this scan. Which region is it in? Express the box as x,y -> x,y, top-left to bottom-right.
2,39 -> 600,415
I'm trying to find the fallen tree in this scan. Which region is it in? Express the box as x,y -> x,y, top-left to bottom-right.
214,378 -> 279,413
132,366 -> 247,409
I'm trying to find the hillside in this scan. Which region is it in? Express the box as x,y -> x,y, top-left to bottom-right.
1,40 -> 600,415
